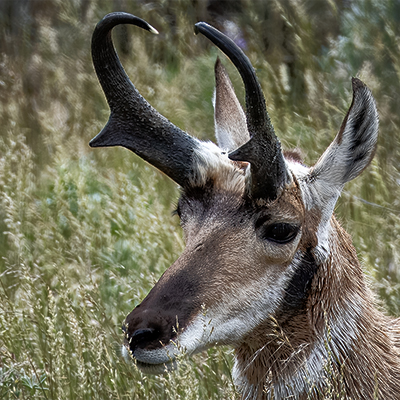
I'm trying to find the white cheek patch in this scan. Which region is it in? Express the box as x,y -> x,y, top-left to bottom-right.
176,267 -> 296,350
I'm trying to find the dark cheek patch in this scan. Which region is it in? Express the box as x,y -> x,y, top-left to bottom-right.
277,205 -> 321,319
278,248 -> 319,319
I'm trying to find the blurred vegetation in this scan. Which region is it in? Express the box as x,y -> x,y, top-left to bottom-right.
0,0 -> 400,398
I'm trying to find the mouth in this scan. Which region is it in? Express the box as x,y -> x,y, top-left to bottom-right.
135,359 -> 177,374
121,343 -> 179,375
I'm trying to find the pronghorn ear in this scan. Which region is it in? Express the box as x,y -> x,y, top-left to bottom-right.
213,57 -> 250,152
311,78 -> 378,202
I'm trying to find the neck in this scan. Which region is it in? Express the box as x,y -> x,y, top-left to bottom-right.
233,217 -> 400,400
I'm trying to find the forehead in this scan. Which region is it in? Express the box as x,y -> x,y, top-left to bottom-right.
181,156 -> 306,222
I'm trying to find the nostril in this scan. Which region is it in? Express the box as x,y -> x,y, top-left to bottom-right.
133,328 -> 157,343
128,328 -> 158,352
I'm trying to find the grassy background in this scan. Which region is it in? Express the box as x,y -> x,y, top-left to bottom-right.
1,0 -> 400,398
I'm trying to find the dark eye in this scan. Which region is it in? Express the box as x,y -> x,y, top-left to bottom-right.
259,223 -> 299,244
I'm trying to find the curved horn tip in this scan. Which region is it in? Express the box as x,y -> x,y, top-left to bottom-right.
148,25 -> 159,35
194,22 -> 210,35
194,22 -> 200,34
96,12 -> 158,35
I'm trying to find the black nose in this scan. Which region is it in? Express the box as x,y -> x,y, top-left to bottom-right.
127,328 -> 158,353
124,306 -> 181,354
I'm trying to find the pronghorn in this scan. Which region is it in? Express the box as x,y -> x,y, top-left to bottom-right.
90,12 -> 400,400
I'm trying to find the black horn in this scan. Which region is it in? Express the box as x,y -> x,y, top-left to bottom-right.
90,12 -> 199,187
194,22 -> 291,201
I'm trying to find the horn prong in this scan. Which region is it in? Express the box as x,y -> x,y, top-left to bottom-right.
90,12 -> 198,187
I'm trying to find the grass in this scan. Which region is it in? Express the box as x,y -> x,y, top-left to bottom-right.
1,0 -> 400,398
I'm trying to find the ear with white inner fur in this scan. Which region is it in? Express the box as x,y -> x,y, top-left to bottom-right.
213,58 -> 250,152
310,77 -> 378,204
303,78 -> 378,262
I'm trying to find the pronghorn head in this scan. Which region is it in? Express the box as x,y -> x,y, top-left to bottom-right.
90,13 -> 378,375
